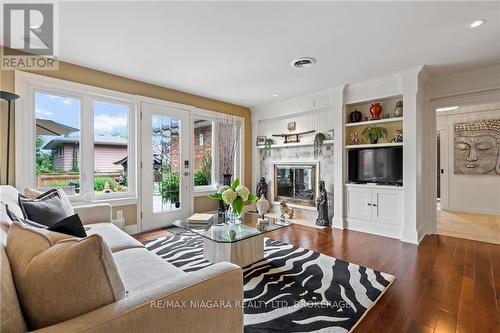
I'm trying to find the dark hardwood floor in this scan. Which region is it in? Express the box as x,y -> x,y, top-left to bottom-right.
135,224 -> 500,333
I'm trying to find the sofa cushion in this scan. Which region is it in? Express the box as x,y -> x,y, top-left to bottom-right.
1,245 -> 27,333
86,222 -> 144,252
6,222 -> 126,329
113,248 -> 185,295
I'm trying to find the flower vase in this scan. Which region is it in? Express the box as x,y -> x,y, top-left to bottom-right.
227,205 -> 243,223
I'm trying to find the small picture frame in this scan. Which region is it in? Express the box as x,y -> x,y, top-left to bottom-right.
256,136 -> 267,146
287,122 -> 296,131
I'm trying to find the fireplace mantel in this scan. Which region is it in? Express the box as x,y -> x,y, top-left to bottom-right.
257,139 -> 334,150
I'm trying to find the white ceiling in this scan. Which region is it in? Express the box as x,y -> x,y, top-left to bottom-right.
58,1 -> 500,108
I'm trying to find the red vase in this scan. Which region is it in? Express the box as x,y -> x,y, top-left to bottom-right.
369,103 -> 382,120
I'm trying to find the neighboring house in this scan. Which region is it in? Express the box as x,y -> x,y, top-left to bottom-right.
43,135 -> 128,173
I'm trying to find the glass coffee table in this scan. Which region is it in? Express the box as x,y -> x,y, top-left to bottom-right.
174,212 -> 292,267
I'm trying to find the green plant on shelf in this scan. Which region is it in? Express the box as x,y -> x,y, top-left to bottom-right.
313,132 -> 327,157
264,138 -> 273,157
361,126 -> 387,144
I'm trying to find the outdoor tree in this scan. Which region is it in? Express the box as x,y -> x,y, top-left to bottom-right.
35,137 -> 54,174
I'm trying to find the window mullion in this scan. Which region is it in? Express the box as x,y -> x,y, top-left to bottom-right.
79,96 -> 94,199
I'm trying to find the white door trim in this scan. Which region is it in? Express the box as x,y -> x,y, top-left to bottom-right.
438,128 -> 449,210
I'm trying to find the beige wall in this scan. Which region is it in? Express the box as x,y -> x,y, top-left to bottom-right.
0,48 -> 252,226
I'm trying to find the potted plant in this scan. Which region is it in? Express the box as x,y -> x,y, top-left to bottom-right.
313,132 -> 327,157
208,178 -> 259,222
362,126 -> 387,144
264,138 -> 273,157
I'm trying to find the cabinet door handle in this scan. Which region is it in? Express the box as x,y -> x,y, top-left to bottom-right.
372,204 -> 377,207
367,203 -> 372,206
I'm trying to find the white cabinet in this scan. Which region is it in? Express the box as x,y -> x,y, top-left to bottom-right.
371,188 -> 403,225
346,187 -> 372,220
345,185 -> 403,239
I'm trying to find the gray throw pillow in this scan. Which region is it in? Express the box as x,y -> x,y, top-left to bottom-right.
18,192 -> 69,227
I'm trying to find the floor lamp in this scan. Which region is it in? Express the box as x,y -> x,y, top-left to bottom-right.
1,91 -> 20,185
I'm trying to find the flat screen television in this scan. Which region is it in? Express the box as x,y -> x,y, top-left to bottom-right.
348,147 -> 403,185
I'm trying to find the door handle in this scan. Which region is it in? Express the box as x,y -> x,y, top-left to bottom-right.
372,204 -> 377,207
367,203 -> 372,206
441,169 -> 444,174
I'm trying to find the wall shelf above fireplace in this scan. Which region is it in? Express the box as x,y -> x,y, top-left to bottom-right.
257,139 -> 334,149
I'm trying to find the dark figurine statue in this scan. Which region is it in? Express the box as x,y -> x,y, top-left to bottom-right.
256,177 -> 268,199
316,180 -> 330,226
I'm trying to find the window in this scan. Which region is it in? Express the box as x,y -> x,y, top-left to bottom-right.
17,72 -> 136,202
35,92 -> 81,195
193,118 -> 214,189
93,101 -> 130,196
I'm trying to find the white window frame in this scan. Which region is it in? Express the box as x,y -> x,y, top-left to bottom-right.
190,108 -> 244,196
191,109 -> 219,196
15,71 -> 138,205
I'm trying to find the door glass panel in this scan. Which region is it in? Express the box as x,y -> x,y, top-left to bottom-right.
34,92 -> 81,195
152,115 -> 181,212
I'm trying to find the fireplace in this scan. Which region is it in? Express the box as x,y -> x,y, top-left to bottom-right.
273,164 -> 317,207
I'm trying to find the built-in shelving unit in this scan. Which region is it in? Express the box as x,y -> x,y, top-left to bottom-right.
344,95 -> 404,148
343,94 -> 405,240
257,139 -> 334,149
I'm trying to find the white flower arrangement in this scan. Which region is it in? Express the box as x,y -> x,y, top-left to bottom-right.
208,178 -> 258,215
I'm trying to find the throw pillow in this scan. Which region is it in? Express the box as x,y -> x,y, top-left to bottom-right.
24,188 -> 74,217
18,192 -> 69,227
6,222 -> 126,329
5,207 -> 75,244
48,214 -> 87,238
6,206 -> 87,238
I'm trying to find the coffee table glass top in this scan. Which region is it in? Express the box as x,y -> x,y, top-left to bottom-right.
174,212 -> 292,243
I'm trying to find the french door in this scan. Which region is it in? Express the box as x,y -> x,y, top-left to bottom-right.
141,101 -> 191,231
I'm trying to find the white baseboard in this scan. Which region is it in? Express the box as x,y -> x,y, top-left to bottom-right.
445,206 -> 500,216
345,218 -> 404,241
124,224 -> 138,235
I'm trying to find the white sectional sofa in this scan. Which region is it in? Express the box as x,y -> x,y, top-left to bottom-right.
0,185 -> 243,333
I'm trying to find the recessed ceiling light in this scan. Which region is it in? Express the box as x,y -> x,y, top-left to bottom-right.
291,57 -> 316,69
467,19 -> 486,29
436,106 -> 459,112
272,94 -> 278,97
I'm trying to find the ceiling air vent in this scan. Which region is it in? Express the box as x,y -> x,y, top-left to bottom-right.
291,57 -> 316,69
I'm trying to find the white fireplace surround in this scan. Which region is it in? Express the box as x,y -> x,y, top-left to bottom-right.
270,161 -> 320,211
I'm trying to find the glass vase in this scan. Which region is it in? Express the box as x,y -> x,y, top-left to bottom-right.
227,205 -> 243,223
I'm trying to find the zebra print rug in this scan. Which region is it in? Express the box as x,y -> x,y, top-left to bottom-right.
143,232 -> 395,333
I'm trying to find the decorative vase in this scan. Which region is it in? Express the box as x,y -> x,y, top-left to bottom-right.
349,109 -> 362,123
369,103 -> 382,120
227,205 -> 243,223
219,174 -> 233,212
394,100 -> 403,117
222,174 -> 232,186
